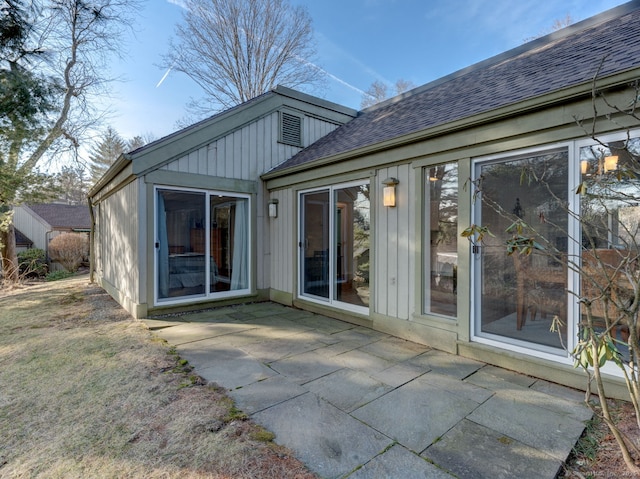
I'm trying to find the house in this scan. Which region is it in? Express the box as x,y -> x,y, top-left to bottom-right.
90,1 -> 640,395
88,87 -> 357,317
13,204 -> 91,266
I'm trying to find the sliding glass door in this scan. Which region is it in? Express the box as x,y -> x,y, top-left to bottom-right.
472,149 -> 569,353
155,187 -> 250,304
299,182 -> 370,312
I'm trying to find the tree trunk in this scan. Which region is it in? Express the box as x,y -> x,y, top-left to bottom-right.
1,222 -> 19,283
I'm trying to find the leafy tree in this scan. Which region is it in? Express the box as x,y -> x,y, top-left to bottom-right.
0,0 -> 59,281
165,0 -> 323,116
0,0 -> 141,283
360,78 -> 416,109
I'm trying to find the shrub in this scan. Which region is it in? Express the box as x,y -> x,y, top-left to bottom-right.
48,233 -> 89,273
17,249 -> 48,277
45,270 -> 73,281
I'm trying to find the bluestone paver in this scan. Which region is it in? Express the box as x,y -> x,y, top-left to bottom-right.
305,368 -> 392,412
352,374 -> 482,452
349,444 -> 455,479
423,419 -> 562,479
253,393 -> 393,479
147,303 -> 591,479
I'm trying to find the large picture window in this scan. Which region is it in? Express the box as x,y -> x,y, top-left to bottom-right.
424,162 -> 458,317
299,182 -> 370,313
156,187 -> 250,304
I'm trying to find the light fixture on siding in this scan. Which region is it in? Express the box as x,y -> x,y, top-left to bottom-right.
604,155 -> 619,173
382,177 -> 399,207
268,199 -> 279,218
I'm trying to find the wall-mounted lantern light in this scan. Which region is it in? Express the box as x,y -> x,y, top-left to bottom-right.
382,177 -> 399,207
268,199 -> 279,218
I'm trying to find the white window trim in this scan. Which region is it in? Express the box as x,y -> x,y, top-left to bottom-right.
469,142 -> 576,364
297,180 -> 370,316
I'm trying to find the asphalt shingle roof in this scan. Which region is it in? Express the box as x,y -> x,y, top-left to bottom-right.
272,2 -> 640,173
27,204 -> 91,230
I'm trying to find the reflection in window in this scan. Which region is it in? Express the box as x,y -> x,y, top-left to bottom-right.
475,149 -> 568,351
300,183 -> 370,312
425,163 -> 458,317
579,137 -> 640,352
156,188 -> 249,302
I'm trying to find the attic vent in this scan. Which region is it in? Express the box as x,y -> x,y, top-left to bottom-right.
280,111 -> 303,147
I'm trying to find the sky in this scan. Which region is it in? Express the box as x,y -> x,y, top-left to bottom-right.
104,0 -> 630,142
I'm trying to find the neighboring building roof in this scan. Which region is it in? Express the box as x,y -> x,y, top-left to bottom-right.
268,1 -> 640,175
26,204 -> 91,230
14,228 -> 33,247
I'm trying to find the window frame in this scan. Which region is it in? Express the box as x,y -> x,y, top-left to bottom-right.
153,185 -> 252,307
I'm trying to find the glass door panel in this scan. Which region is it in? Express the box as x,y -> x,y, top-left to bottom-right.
426,163 -> 458,317
301,190 -> 330,299
334,185 -> 370,308
157,189 -> 206,300
210,196 -> 249,293
474,150 -> 568,351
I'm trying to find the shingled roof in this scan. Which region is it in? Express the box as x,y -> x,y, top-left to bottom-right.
26,204 -> 91,230
268,1 -> 640,175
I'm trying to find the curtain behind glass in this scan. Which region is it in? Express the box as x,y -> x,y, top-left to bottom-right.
157,193 -> 169,298
230,199 -> 248,290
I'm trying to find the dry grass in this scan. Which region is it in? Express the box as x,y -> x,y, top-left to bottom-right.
0,275 -> 317,479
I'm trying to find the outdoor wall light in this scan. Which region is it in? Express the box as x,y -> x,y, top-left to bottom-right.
604,155 -> 619,173
268,199 -> 279,218
382,177 -> 399,207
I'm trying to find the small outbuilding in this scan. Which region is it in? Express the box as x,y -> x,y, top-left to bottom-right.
13,203 -> 91,268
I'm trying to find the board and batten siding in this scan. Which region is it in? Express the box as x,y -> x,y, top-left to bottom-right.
375,164 -> 414,320
268,188 -> 295,296
96,179 -> 141,305
12,206 -> 49,250
157,111 -> 341,293
159,112 -> 340,179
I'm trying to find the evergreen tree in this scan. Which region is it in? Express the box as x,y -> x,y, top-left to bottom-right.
88,127 -> 126,184
55,165 -> 89,205
0,0 -> 58,281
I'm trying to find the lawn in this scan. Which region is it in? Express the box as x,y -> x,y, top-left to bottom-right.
0,275 -> 316,478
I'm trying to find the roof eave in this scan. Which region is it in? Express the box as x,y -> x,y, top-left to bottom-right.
262,68 -> 640,182
87,152 -> 132,199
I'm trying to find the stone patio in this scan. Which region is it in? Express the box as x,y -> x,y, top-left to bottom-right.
143,302 -> 591,479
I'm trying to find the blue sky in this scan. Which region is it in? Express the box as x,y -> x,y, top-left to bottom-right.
106,0 -> 629,141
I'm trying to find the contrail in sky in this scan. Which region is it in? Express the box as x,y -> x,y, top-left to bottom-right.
156,66 -> 173,88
